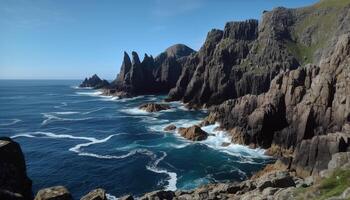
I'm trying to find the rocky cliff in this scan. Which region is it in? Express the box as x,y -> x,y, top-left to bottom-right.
108,44 -> 195,96
79,74 -> 110,89
0,137 -> 32,200
167,0 -> 350,108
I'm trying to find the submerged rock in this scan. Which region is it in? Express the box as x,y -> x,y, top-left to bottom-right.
0,137 -> 32,200
139,103 -> 170,112
164,124 -> 177,131
178,125 -> 208,141
80,188 -> 106,200
34,186 -> 72,200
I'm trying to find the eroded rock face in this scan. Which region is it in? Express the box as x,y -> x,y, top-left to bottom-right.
206,33 -> 350,177
139,103 -> 170,112
34,186 -> 72,200
178,125 -> 208,141
110,44 -> 195,96
0,137 -> 32,200
80,74 -> 110,89
80,188 -> 106,200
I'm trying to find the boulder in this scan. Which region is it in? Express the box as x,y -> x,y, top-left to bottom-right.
178,125 -> 209,141
139,103 -> 170,112
0,137 -> 32,200
256,171 -> 295,191
80,188 -> 106,200
34,186 -> 72,200
164,124 -> 177,131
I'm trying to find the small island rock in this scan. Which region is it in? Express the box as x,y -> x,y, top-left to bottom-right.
178,125 -> 208,141
139,103 -> 170,112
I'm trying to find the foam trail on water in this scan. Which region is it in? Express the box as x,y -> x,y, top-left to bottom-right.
52,111 -> 80,115
76,91 -> 103,96
54,102 -> 68,109
11,132 -> 154,160
106,193 -> 118,200
0,119 -> 22,126
41,113 -> 93,125
146,151 -> 177,191
82,107 -> 106,115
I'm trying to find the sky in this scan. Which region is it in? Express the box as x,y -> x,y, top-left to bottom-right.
0,0 -> 319,80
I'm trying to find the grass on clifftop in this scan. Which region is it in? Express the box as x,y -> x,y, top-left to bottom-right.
286,0 -> 350,65
295,169 -> 350,200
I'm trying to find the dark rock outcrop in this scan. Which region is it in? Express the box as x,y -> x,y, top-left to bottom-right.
0,137 -> 32,200
34,186 -> 72,200
80,74 -> 110,89
139,103 -> 170,112
178,125 -> 208,141
109,44 -> 195,96
80,188 -> 106,200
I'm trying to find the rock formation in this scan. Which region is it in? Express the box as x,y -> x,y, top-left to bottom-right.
80,74 -> 110,89
0,137 -> 32,200
167,1 -> 350,108
139,103 -> 170,112
164,124 -> 177,131
205,33 -> 350,177
178,125 -> 208,141
108,44 -> 195,96
80,188 -> 106,200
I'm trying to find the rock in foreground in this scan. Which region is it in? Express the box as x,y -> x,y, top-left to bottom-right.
80,188 -> 106,200
34,186 -> 72,200
0,137 -> 32,200
178,125 -> 208,141
139,103 -> 170,112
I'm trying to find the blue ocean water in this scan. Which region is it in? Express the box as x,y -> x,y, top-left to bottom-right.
0,80 -> 271,199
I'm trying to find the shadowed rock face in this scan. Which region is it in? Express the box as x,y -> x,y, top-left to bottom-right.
206,33 -> 350,177
111,44 -> 195,96
0,137 -> 32,200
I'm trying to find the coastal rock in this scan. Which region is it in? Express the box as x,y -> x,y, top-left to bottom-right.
80,188 -> 106,200
139,190 -> 175,200
118,195 -> 134,200
139,103 -> 170,112
0,137 -> 32,200
34,186 -> 72,200
178,125 -> 208,141
164,124 -> 177,131
80,74 -> 110,89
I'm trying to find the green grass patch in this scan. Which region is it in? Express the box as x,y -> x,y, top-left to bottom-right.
317,169 -> 350,199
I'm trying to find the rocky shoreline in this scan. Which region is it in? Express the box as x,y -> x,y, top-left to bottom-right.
2,0 -> 350,199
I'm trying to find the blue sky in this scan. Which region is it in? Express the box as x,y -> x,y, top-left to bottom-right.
0,0 -> 318,80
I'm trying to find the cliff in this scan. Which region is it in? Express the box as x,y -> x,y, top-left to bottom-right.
0,137 -> 32,200
167,0 -> 350,108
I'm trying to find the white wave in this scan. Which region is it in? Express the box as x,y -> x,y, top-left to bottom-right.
72,86 -> 93,89
118,95 -> 145,102
146,151 -> 177,191
0,119 -> 21,126
52,111 -> 80,115
76,91 -> 103,97
120,108 -> 151,115
200,123 -> 268,159
41,113 -> 93,125
106,193 -> 118,200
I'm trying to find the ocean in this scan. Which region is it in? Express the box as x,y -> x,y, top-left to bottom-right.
0,80 -> 271,199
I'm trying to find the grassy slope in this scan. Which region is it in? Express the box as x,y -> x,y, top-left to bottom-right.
295,169 -> 350,200
286,0 -> 350,64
